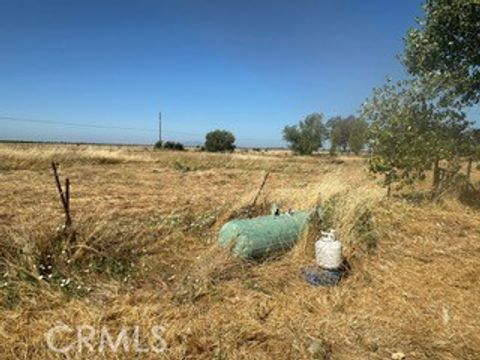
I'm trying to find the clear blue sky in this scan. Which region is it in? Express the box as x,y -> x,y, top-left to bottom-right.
0,0 -> 426,146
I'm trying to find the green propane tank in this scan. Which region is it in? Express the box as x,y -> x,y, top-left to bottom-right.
218,211 -> 311,259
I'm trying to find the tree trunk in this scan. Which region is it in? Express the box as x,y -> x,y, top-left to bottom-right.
432,158 -> 440,198
466,158 -> 473,182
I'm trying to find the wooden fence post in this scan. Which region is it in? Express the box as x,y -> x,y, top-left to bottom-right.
51,161 -> 72,227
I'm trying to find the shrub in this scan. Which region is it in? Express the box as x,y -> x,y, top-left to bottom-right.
163,141 -> 185,151
204,130 -> 236,152
154,140 -> 163,149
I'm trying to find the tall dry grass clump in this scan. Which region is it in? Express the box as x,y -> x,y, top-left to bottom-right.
282,164 -> 385,264
0,143 -> 149,170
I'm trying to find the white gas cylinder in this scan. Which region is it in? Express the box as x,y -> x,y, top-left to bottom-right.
315,230 -> 342,269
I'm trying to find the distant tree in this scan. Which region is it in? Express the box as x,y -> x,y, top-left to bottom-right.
327,116 -> 368,154
327,116 -> 353,153
361,79 -> 467,195
404,0 -> 480,107
163,141 -> 185,151
204,130 -> 236,152
154,140 -> 163,149
283,113 -> 328,155
348,118 -> 369,155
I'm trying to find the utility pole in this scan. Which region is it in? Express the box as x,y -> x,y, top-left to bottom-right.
158,112 -> 162,143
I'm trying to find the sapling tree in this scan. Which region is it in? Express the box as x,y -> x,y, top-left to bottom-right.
361,79 -> 467,195
362,0 -> 479,196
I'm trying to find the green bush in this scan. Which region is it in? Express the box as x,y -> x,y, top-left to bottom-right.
154,140 -> 163,149
163,141 -> 185,151
204,130 -> 236,152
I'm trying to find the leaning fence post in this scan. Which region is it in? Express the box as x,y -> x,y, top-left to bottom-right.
65,177 -> 71,225
251,171 -> 270,207
51,161 -> 72,227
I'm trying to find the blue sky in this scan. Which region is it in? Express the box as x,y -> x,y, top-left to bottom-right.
0,0 -> 427,146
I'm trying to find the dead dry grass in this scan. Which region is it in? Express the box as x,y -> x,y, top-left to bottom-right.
0,144 -> 479,359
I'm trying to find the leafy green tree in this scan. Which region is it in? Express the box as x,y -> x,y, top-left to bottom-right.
283,113 -> 328,155
327,116 -> 353,153
363,0 -> 479,197
361,79 -> 467,195
204,130 -> 236,152
327,116 -> 368,154
348,118 -> 369,155
404,0 -> 480,106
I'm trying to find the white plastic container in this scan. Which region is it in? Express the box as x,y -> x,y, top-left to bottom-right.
315,230 -> 342,269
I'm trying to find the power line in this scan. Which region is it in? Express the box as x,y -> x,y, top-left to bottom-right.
0,115 -> 282,143
0,116 -> 155,132
0,115 -> 205,137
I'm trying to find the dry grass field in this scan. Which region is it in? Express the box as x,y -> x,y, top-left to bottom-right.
0,143 -> 479,359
